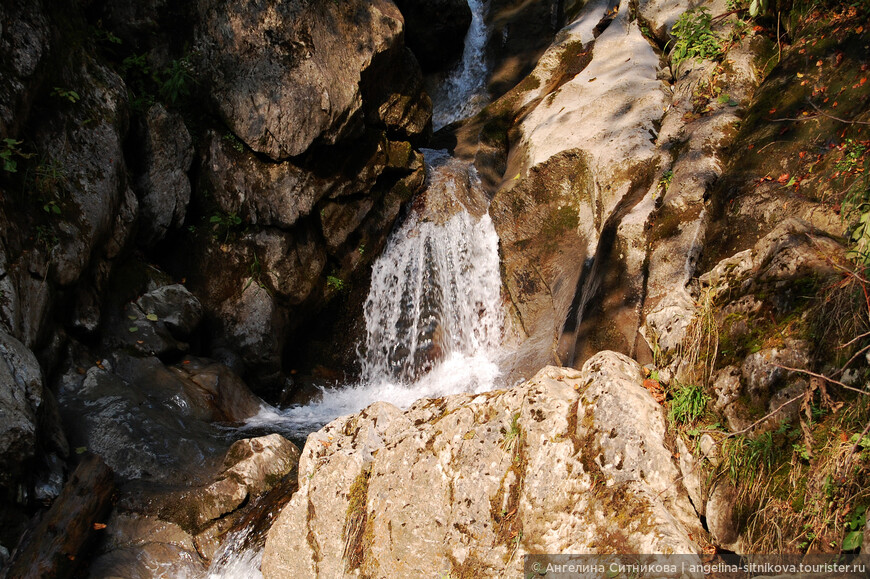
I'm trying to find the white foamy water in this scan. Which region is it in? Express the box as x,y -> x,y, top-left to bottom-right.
206,527 -> 263,579
431,0 -> 491,129
241,199 -> 504,441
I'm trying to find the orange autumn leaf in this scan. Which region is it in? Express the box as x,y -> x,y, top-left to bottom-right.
93,523 -> 107,530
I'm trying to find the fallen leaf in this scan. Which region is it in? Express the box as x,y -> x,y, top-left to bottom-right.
75,446 -> 87,454
145,313 -> 158,322
128,326 -> 138,333
93,523 -> 107,530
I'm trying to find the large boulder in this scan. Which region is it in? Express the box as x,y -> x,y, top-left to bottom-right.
91,434 -> 299,576
394,0 -> 472,72
0,330 -> 48,491
200,130 -> 389,228
488,0 -> 668,374
261,352 -> 703,577
57,351 -> 263,484
32,55 -> 131,287
197,0 -> 414,159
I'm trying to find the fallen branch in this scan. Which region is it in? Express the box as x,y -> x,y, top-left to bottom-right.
773,364 -> 870,397
807,99 -> 870,125
695,395 -> 804,438
722,395 -> 803,438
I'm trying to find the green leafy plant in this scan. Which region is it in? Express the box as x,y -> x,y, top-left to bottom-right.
160,58 -> 192,104
668,7 -> 722,68
668,382 -> 709,425
659,169 -> 674,193
51,87 -> 81,104
209,211 -> 242,242
244,254 -> 269,292
326,275 -> 346,292
842,504 -> 866,551
837,140 -> 870,265
1,139 -> 33,173
222,132 -> 245,153
748,0 -> 769,18
90,25 -> 122,46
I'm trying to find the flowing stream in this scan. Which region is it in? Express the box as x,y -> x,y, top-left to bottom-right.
208,3 -> 497,576
430,0 -> 491,129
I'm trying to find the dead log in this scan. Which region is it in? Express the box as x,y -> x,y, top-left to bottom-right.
5,455 -> 114,579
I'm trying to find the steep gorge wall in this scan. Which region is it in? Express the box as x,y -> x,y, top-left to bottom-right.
0,0 -> 435,560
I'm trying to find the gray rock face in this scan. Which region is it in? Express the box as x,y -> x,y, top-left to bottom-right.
700,218 -> 844,302
706,482 -> 741,550
394,0 -> 471,71
0,0 -> 49,138
91,434 -> 299,576
33,55 -> 130,287
262,352 -> 702,577
0,330 -> 44,489
201,130 -> 389,228
197,0 -> 405,159
57,352 -> 263,484
134,104 -> 193,247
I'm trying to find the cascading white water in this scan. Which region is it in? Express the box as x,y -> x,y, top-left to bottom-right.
431,0 -> 491,129
240,155 -> 504,441
360,201 -> 503,385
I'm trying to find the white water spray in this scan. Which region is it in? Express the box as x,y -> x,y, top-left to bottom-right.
431,0 -> 491,129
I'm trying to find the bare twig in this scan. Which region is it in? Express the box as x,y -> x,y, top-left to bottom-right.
806,99 -> 870,125
772,364 -> 870,396
695,395 -> 804,438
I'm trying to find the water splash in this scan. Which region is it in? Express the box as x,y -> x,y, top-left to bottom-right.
431,0 -> 491,129
206,527 -> 263,579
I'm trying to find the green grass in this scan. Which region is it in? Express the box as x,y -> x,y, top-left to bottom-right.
668,382 -> 710,425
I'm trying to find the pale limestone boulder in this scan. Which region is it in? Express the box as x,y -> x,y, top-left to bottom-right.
262,352 -> 703,578
511,0 -> 667,241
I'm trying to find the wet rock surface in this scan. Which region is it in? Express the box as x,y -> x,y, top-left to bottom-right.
91,434 -> 299,576
262,352 -> 703,577
56,350 -> 263,485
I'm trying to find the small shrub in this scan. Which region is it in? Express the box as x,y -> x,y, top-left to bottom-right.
51,87 -> 81,104
160,58 -> 192,104
327,275 -> 346,292
209,211 -> 242,242
668,7 -> 722,68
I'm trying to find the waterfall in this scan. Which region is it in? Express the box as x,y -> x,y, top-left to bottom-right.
360,180 -> 503,385
238,154 -> 503,440
431,0 -> 491,129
